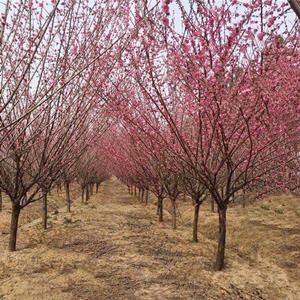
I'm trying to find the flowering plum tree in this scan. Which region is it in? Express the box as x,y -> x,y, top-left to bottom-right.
114,0 -> 300,270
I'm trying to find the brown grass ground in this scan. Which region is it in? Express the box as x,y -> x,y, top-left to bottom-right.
0,177 -> 299,300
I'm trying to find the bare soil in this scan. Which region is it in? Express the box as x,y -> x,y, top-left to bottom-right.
0,177 -> 299,299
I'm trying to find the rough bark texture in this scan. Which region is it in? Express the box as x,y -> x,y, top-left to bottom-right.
215,207 -> 227,271
145,190 -> 149,205
96,183 -> 100,193
193,201 -> 200,242
9,203 -> 21,252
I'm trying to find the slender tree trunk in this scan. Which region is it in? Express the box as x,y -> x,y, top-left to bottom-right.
90,183 -> 94,195
66,182 -> 71,212
145,190 -> 149,205
85,184 -> 90,202
96,183 -> 99,193
215,206 -> 227,271
42,191 -> 48,230
193,201 -> 200,242
9,202 -> 21,252
81,185 -> 85,203
138,188 -> 141,201
242,190 -> 246,208
158,196 -> 163,222
141,189 -> 144,202
0,189 -> 2,211
134,186 -> 137,196
211,197 -> 215,212
171,198 -> 176,229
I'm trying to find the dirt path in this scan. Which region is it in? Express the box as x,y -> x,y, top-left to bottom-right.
0,177 -> 299,299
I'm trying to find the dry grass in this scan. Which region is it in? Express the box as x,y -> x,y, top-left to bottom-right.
0,178 -> 299,299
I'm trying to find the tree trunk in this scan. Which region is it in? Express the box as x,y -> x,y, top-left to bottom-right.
90,183 -> 94,195
211,197 -> 215,212
158,196 -> 163,222
0,189 -> 2,211
85,184 -> 90,202
66,182 -> 71,212
193,201 -> 200,242
42,191 -> 48,230
171,199 -> 176,229
81,185 -> 85,203
96,183 -> 99,193
134,186 -> 137,196
145,190 -> 149,205
9,203 -> 21,252
215,207 -> 227,271
138,188 -> 141,201
242,190 -> 246,208
141,189 -> 144,202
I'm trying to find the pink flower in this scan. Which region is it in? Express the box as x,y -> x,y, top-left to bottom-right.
257,32 -> 265,41
162,16 -> 169,26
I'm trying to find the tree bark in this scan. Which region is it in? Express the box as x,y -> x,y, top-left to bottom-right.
96,183 -> 99,193
66,182 -> 71,212
81,185 -> 85,203
138,188 -> 141,201
145,190 -> 149,205
90,183 -> 93,195
171,199 -> 176,229
193,201 -> 200,242
141,189 -> 144,202
85,183 -> 90,202
215,207 -> 227,271
42,191 -> 48,230
158,196 -> 163,222
0,189 -> 2,211
9,203 -> 21,252
211,197 -> 215,212
134,186 -> 137,196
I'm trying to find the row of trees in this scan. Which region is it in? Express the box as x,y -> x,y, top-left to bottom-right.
0,0 -> 299,272
0,0 -> 131,251
103,0 -> 300,270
